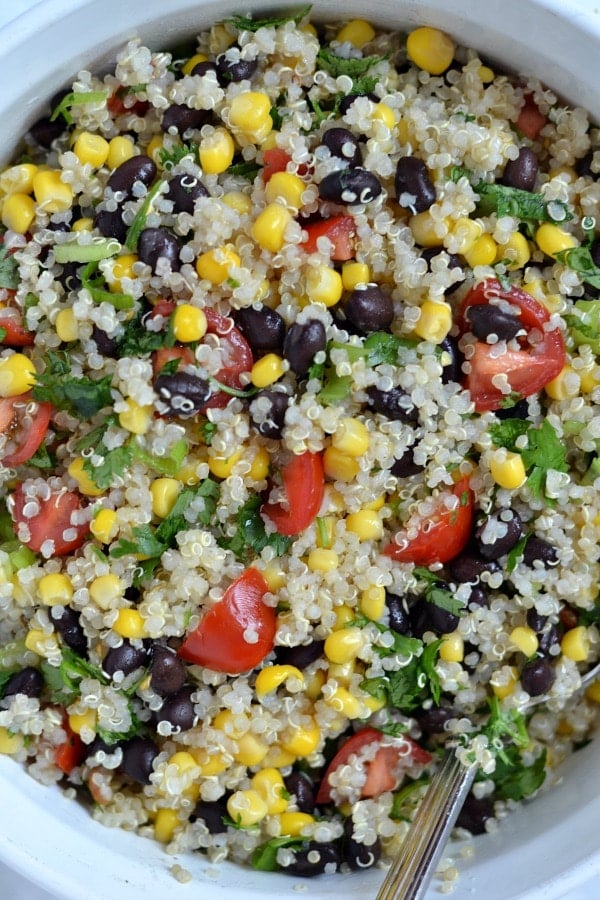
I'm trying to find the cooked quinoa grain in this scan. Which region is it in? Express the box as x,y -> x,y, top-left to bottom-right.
0,8 -> 599,882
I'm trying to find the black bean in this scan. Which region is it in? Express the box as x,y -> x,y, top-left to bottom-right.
390,448 -> 424,478
502,148 -> 539,191
91,325 -> 120,358
107,155 -> 157,196
421,248 -> 462,273
103,641 -> 148,678
154,371 -> 212,417
475,509 -> 523,560
591,239 -> 600,268
526,609 -> 547,633
494,397 -> 529,420
149,645 -> 187,696
120,736 -> 159,784
58,262 -> 83,293
521,657 -> 556,696
284,771 -> 315,814
338,92 -> 379,115
575,151 -> 596,179
2,667 -> 44,700
456,794 -> 495,835
342,818 -> 381,870
537,623 -> 561,656
410,597 -> 459,636
94,208 -> 128,242
138,227 -> 181,272
191,61 -> 219,78
467,304 -> 522,341
414,705 -> 454,736
234,306 -> 286,356
161,104 -> 209,135
166,172 -> 208,214
156,685 -> 196,731
85,736 -> 117,760
193,796 -> 229,833
366,386 -> 418,423
249,390 -> 289,439
216,51 -> 257,83
49,606 -> 88,657
283,319 -> 326,377
319,168 -> 382,205
344,285 -> 394,333
285,841 -> 341,877
468,585 -> 489,608
523,536 -> 558,568
385,591 -> 411,634
274,640 -> 325,670
449,554 -> 500,585
395,156 -> 436,213
320,128 -> 362,167
29,116 -> 66,149
440,336 -> 463,384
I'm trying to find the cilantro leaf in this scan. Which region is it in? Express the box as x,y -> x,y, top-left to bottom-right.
158,142 -> 198,170
251,836 -> 306,871
413,567 -> 465,617
579,600 -> 600,627
227,160 -> 261,180
521,419 -> 568,499
491,745 -> 547,801
117,311 -> 171,357
33,368 -> 113,419
0,240 -> 19,289
359,635 -> 441,714
363,332 -> 418,366
489,418 -> 530,452
225,5 -> 311,32
506,533 -> 530,573
40,647 -> 108,705
473,180 -> 572,224
317,48 -> 387,79
83,445 -> 134,491
200,418 -> 217,446
556,246 -> 600,290
482,696 -> 529,763
218,494 -> 293,561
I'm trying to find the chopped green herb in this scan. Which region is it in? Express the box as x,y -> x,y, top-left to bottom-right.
506,533 -> 531,572
225,5 -> 311,32
317,370 -> 352,405
376,720 -> 409,738
0,239 -> 19,289
361,639 -> 442,713
491,745 -> 547,801
556,246 -> 600,290
317,48 -> 387,79
200,418 -> 217,446
390,776 -> 429,821
413,567 -> 465,617
125,179 -> 168,251
482,697 -> 529,764
50,91 -> 108,125
579,600 -> 600,627
489,418 -> 530,452
218,494 -> 293,561
33,365 -> 113,419
53,237 -> 121,265
251,835 -> 306,871
227,160 -> 261,180
117,311 -> 171,356
315,516 -> 331,549
26,443 -> 56,470
80,260 -> 135,310
521,419 -> 569,500
451,166 -> 572,223
158,141 -> 198,169
40,647 -> 108,705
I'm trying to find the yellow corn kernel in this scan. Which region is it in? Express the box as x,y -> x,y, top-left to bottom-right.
410,210 -> 446,247
325,685 -> 367,719
544,364 -> 580,400
305,265 -> 343,308
491,665 -> 519,699
73,132 -> 110,168
437,632 -> 464,663
463,233 -> 497,268
32,170 -> 73,213
478,65 -> 495,83
67,457 -> 104,497
113,608 -> 147,639
55,307 -> 79,342
360,585 -> 386,620
0,163 -> 37,195
0,353 -> 36,397
307,548 -> 339,572
168,749 -> 198,774
251,768 -> 289,814
90,508 -> 118,544
323,446 -> 359,482
279,811 -> 315,837
208,449 -> 242,479
449,217 -> 482,255
255,664 -> 305,697
150,477 -> 181,518
72,217 -> 93,232
195,245 -> 240,284
38,572 -> 74,606
118,398 -> 153,435
25,629 -> 59,657
414,299 -> 453,344
535,223 -> 578,259
585,680 -> 600,704
331,417 -> 369,457
336,18 -> 375,47
90,574 -> 125,610
252,203 -> 293,253
334,604 -> 355,629
265,171 -> 305,210
372,102 -> 395,129
1,192 -> 36,233
68,709 -> 97,736
182,52 -> 208,75
107,136 -> 135,169
154,808 -> 179,843
509,626 -> 539,657
489,449 -> 527,490
346,509 -> 383,541
342,262 -> 371,290
304,668 -> 325,701
406,26 -> 455,75
324,627 -> 363,664
109,253 -> 138,292
0,727 -> 24,755
227,789 -> 269,827
248,446 -> 270,481
145,134 -> 165,166
172,304 -> 207,343
199,127 -> 235,175
222,190 -> 253,215
281,719 -> 320,757
561,625 -> 590,662
233,733 -> 269,767
229,92 -> 273,143
193,749 -> 228,776
580,369 -> 600,394
261,564 -> 286,592
250,353 -> 286,388
498,232 -> 531,270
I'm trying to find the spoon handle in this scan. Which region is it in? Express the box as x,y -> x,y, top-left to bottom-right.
375,751 -> 477,900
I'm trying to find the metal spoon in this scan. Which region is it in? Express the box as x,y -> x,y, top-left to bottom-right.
376,660 -> 600,900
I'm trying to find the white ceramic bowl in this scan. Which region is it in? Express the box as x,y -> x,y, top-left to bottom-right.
1,2 -> 599,898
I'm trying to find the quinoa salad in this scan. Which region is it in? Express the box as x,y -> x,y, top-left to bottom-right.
0,6 -> 599,884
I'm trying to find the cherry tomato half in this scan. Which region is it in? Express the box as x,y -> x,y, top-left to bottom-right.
178,568 -> 275,674
0,300 -> 35,347
516,94 -> 548,140
10,483 -> 90,557
384,476 -> 474,565
54,717 -> 86,774
0,392 -> 52,468
459,279 -> 565,412
315,727 -> 431,805
302,215 -> 356,261
201,309 -> 254,411
261,451 -> 325,537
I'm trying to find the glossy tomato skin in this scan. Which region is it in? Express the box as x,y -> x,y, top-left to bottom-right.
10,484 -> 90,556
460,279 -> 565,412
262,451 -> 325,536
178,568 -> 275,674
316,727 -> 431,805
0,393 -> 52,468
0,313 -> 35,347
302,215 -> 356,261
200,309 -> 253,412
384,476 -> 474,565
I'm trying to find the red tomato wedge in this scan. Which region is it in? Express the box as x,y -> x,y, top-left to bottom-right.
151,345 -> 195,376
459,279 -> 565,412
301,215 -> 356,261
384,476 -> 474,565
54,720 -> 86,774
0,299 -> 35,347
516,93 -> 548,140
316,727 -> 431,805
178,568 -> 275,674
0,392 -> 52,468
10,483 -> 90,557
261,451 -> 325,536
262,148 -> 292,181
200,309 -> 254,412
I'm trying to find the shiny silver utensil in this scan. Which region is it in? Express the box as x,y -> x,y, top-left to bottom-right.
376,660 -> 600,900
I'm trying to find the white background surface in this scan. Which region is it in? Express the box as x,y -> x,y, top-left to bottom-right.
0,0 -> 598,898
